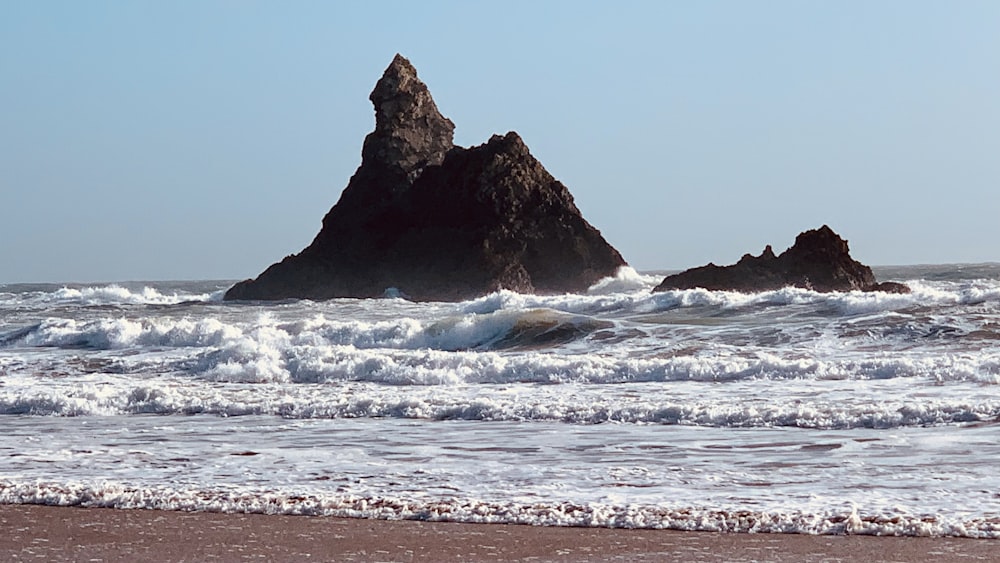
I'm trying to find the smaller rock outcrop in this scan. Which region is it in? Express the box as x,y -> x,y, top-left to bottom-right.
653,225 -> 910,294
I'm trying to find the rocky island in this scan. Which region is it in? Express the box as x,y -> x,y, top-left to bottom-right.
225,54 -> 625,302
653,225 -> 910,294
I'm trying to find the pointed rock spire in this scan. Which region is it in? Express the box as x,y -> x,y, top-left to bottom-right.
362,54 -> 455,186
223,55 -> 626,302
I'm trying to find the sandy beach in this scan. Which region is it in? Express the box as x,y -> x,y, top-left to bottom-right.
0,505 -> 996,562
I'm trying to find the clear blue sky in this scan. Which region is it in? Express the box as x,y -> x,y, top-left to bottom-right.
3,1 -> 998,283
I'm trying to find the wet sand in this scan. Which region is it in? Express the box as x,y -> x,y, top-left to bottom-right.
1,504 -> 997,562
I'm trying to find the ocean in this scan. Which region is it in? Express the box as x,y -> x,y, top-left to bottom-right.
1,265 -> 999,537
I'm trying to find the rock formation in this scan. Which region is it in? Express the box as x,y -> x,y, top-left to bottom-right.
653,225 -> 910,294
224,54 -> 626,302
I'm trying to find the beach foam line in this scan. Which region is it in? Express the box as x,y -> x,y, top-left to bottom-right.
5,504 -> 998,563
2,480 -> 998,538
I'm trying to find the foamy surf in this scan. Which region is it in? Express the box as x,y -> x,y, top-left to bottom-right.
2,414 -> 999,537
1,266 -> 1000,537
0,282 -> 227,308
1,378 -> 997,427
4,480 -> 998,537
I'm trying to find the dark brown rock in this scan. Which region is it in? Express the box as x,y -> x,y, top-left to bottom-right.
653,225 -> 911,294
224,55 -> 625,302
865,281 -> 911,294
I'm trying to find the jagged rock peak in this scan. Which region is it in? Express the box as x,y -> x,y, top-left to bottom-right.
653,225 -> 910,294
222,55 -> 627,302
362,53 -> 455,184
785,225 -> 850,260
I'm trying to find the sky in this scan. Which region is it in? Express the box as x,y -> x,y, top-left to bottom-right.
2,1 -> 999,283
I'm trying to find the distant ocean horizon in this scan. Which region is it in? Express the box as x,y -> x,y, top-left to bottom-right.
2,263 -> 999,536
7,261 -> 1000,287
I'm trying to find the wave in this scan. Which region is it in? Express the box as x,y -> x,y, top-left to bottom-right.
0,284 -> 225,307
4,308 -> 1000,385
460,279 -> 1000,318
2,480 -> 997,537
3,276 -> 998,318
586,267 -> 663,294
266,346 -> 1000,386
2,308 -> 611,353
0,298 -> 1000,385
9,317 -> 243,350
6,317 -> 1000,385
2,378 -> 997,427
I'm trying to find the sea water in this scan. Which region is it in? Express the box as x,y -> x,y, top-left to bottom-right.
1,265 -> 999,536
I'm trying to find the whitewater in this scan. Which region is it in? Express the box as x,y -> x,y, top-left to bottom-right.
1,265 -> 999,537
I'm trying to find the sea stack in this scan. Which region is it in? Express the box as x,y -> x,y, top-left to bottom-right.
224,55 -> 625,302
653,225 -> 910,294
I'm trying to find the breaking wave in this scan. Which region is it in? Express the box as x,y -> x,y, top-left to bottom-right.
2,375 -> 998,427
3,308 -> 610,354
0,284 -> 225,307
2,276 -> 998,318
4,301 -> 1000,386
4,268 -> 1000,538
461,279 -> 1000,318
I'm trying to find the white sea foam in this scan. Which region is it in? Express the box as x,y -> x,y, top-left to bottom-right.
2,480 -> 997,537
4,278 -> 999,319
17,317 -> 242,349
0,284 -> 224,307
457,279 -> 1000,318
57,285 -> 225,305
586,267 -> 662,295
7,309 -> 605,353
5,308 -> 1000,387
3,270 -> 1000,537
2,374 -> 997,427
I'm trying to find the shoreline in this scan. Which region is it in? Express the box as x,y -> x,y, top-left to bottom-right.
2,504 -> 998,562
